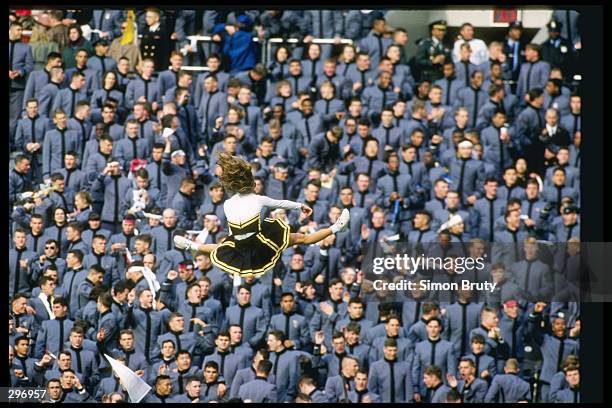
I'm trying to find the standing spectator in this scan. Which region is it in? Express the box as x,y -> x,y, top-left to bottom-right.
64,49 -> 101,98
197,74 -> 228,145
301,10 -> 343,61
514,88 -> 545,175
393,28 -> 410,65
268,45 -> 291,82
368,338 -> 414,402
23,51 -> 63,111
114,120 -> 151,171
34,297 -> 74,358
551,9 -> 581,49
140,8 -> 171,72
560,93 -> 581,138
347,368 -> 381,402
448,140 -> 485,207
124,288 -> 166,363
90,71 -> 125,122
480,110 -> 514,175
333,11 -> 360,45
88,9 -> 124,43
11,336 -> 39,386
157,51 -> 186,99
9,229 -> 37,298
435,62 -> 465,108
420,365 -> 452,403
527,302 -> 579,402
234,64 -> 269,107
412,317 -> 456,399
454,44 -> 478,89
447,358 -> 489,403
540,20 -> 577,80
91,160 -> 132,233
413,20 -> 451,83
305,126 -> 342,174
323,354 -> 358,402
61,25 -> 93,70
52,72 -> 88,119
9,22 -> 34,143
224,285 -> 268,349
455,70 -> 487,129
301,43 -> 324,90
109,18 -> 143,72
221,15 -> 257,74
237,360 -> 278,402
361,71 -> 398,125
27,21 -> 60,71
502,21 -> 527,93
171,177 -> 198,229
125,58 -> 160,111
452,23 -> 489,65
36,67 -> 65,119
42,109 -> 80,180
194,54 -> 230,106
359,16 -> 393,69
480,41 -> 512,81
87,39 -> 118,85
337,44 -> 357,79
484,358 -> 531,402
269,292 -> 311,351
15,99 -> 47,181
516,44 -> 550,101
554,365 -> 580,402
46,10 -> 70,51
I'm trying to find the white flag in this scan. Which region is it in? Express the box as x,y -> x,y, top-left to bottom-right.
143,212 -> 163,221
105,354 -> 151,403
195,228 -> 209,244
127,265 -> 160,310
162,127 -> 174,139
81,24 -> 92,41
125,246 -> 134,265
142,266 -> 161,295
187,228 -> 209,244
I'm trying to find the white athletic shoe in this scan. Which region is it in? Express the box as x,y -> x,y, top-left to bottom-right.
174,235 -> 195,250
332,208 -> 350,233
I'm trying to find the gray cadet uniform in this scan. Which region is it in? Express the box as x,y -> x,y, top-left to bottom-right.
368,357 -> 414,402
237,376 -> 278,402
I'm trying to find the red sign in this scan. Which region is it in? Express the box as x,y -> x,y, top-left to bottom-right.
493,8 -> 519,23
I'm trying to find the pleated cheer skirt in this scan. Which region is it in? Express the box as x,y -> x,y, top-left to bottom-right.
210,217 -> 291,278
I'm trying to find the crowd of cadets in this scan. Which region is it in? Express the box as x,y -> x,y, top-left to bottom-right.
9,7 -> 581,403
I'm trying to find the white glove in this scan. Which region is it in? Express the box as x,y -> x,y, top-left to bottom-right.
173,235 -> 199,251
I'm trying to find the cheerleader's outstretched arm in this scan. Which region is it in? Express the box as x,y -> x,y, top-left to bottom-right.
257,195 -> 305,212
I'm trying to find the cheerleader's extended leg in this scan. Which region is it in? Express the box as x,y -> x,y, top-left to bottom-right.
289,208 -> 351,245
290,229 -> 332,245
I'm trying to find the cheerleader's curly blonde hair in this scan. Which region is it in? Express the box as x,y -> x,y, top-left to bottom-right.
216,152 -> 255,194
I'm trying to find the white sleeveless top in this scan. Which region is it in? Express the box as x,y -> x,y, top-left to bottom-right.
224,193 -> 302,239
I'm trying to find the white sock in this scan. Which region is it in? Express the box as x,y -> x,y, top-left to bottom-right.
330,224 -> 340,234
233,274 -> 242,287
